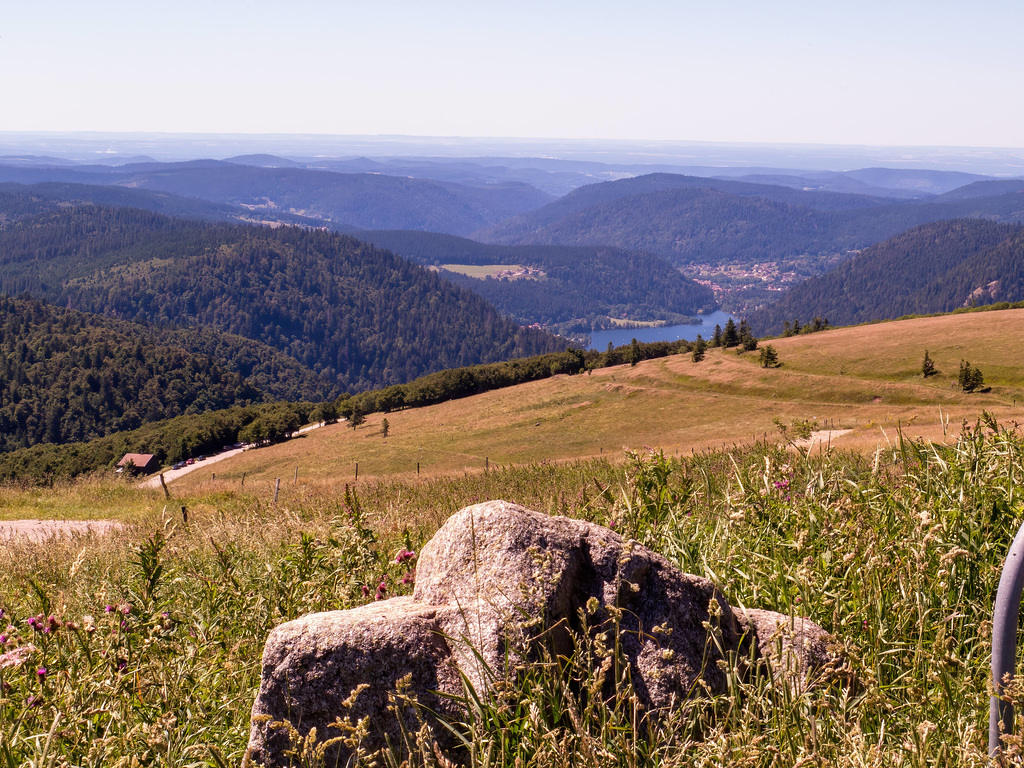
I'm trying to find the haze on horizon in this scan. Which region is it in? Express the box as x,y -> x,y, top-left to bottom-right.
2,0 -> 1023,150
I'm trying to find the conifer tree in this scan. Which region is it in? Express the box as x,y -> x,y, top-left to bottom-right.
627,338 -> 641,367
691,335 -> 707,362
922,350 -> 937,378
759,345 -> 779,368
723,319 -> 739,348
958,360 -> 984,392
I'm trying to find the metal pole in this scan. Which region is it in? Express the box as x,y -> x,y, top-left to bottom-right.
990,519 -> 1024,759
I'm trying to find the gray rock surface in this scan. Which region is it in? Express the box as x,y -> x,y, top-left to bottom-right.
244,598 -> 464,768
245,500 -> 836,767
737,607 -> 835,691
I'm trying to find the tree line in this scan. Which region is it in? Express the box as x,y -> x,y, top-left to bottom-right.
0,401 -> 313,484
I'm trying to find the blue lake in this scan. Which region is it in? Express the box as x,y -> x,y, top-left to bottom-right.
587,310 -> 740,350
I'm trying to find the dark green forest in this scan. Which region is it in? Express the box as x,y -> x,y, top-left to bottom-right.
0,203 -> 565,395
0,295 -> 337,453
353,230 -> 715,330
748,219 -> 1024,334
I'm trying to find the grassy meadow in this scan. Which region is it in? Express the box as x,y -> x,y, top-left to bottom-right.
172,308 -> 1024,491
2,309 -> 1024,766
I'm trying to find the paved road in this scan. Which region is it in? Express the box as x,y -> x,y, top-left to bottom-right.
0,519 -> 124,542
139,446 -> 246,489
139,421 -> 328,489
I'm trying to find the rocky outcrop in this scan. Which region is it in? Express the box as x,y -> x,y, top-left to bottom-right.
244,501 -> 836,767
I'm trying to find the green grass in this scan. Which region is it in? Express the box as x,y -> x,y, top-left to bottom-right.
0,477 -> 163,522
3,418 -> 1024,765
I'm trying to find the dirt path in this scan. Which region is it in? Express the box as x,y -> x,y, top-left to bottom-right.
0,519 -> 124,543
793,429 -> 854,449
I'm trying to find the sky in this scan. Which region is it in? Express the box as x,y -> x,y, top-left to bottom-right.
2,0 -> 1023,148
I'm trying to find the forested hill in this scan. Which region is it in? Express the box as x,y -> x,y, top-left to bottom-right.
352,229 -> 715,330
0,295 -> 338,452
0,182 -> 325,228
478,172 -> 1024,268
0,162 -> 554,236
0,205 -> 566,393
748,219 -> 1024,334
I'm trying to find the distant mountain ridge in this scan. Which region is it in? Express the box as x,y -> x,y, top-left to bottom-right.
478,172 -> 1024,269
0,161 -> 554,236
0,182 -> 324,228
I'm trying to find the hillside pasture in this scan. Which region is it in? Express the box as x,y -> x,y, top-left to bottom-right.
172,309 -> 1024,490
440,263 -> 540,279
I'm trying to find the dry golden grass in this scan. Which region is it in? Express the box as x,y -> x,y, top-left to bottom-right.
172,308 -> 1024,491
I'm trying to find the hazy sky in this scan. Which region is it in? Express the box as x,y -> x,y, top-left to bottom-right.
3,0 -> 1022,147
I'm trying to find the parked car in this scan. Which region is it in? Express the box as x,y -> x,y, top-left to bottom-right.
186,458 -> 195,465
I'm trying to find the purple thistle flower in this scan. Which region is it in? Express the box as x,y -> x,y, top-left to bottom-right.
395,549 -> 416,564
36,667 -> 47,678
105,605 -> 115,613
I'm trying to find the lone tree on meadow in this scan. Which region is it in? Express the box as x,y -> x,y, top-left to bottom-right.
759,345 -> 779,368
381,418 -> 390,438
958,360 -> 984,392
922,350 -> 937,378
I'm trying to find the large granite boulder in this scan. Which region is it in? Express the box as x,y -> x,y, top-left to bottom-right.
244,501 -> 835,767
